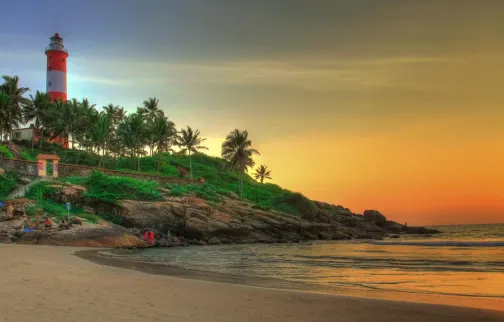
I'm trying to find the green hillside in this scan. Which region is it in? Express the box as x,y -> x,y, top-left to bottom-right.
4,141 -> 343,221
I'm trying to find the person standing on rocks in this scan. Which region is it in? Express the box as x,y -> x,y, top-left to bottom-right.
149,231 -> 155,244
144,231 -> 149,242
44,217 -> 52,231
5,202 -> 14,220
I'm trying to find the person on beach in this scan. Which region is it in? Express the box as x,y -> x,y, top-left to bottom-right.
149,231 -> 155,244
6,202 -> 14,220
44,217 -> 52,231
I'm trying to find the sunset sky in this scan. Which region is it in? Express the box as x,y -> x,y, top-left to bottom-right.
1,1 -> 503,225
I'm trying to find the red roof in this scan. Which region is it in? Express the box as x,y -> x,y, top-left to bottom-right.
36,154 -> 60,160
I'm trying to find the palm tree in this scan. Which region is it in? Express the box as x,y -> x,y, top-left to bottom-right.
254,165 -> 272,184
117,113 -> 146,170
0,90 -> 10,142
176,126 -> 208,179
0,75 -> 29,141
221,129 -> 260,197
46,98 -> 79,150
151,115 -> 176,172
89,113 -> 111,168
103,103 -> 125,127
74,98 -> 99,152
23,91 -> 51,151
140,97 -> 163,120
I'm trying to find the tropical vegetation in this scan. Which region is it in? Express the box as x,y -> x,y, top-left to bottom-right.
0,76 -> 351,219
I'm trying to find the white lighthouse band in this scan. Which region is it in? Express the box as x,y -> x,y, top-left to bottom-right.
46,70 -> 67,94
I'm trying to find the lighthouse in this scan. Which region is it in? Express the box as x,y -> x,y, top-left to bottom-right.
45,33 -> 68,101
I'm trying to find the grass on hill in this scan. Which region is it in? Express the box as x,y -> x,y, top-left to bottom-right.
0,173 -> 18,199
10,141 -> 322,220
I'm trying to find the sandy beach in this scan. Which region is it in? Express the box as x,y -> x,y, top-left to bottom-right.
1,244 -> 503,322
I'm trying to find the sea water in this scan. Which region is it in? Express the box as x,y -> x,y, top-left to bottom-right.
104,224 -> 504,310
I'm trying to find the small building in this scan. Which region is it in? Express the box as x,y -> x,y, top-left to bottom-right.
12,124 -> 69,148
37,154 -> 60,178
12,125 -> 36,141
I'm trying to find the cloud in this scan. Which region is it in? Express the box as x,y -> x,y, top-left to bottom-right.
71,55 -> 461,93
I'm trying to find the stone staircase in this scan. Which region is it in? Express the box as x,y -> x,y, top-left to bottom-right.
7,178 -> 45,200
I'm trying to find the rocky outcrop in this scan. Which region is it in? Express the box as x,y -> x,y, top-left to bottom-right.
0,191 -> 439,248
112,196 -> 398,244
46,183 -> 87,208
363,210 -> 387,226
0,215 -> 144,247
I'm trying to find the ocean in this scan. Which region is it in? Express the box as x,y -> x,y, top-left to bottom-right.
99,224 -> 504,310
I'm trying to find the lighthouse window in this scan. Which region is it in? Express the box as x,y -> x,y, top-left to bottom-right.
48,66 -> 52,71
48,82 -> 52,87
61,58 -> 65,62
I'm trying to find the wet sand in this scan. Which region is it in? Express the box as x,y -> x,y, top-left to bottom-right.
1,244 -> 503,322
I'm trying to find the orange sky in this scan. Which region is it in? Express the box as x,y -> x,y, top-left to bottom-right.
2,1 -> 504,225
204,113 -> 504,225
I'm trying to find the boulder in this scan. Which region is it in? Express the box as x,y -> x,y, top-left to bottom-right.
383,221 -> 404,233
83,206 -> 95,214
18,221 -> 144,247
228,192 -> 239,200
19,177 -> 32,184
363,210 -> 387,226
207,237 -> 221,245
332,230 -> 352,240
46,184 -> 87,208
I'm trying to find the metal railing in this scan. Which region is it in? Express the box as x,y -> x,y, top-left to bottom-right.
45,46 -> 68,54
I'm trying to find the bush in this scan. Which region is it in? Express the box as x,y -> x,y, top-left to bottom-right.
26,200 -> 69,219
0,173 -> 17,198
272,192 -> 318,220
0,145 -> 14,158
20,151 -> 37,161
166,183 -> 221,202
85,171 -> 161,203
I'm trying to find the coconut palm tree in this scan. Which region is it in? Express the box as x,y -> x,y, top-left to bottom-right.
46,98 -> 80,150
221,129 -> 260,197
151,115 -> 176,172
0,90 -> 10,142
103,103 -> 125,127
89,113 -> 111,168
0,75 -> 30,141
176,126 -> 208,178
254,165 -> 272,184
23,91 -> 51,151
117,113 -> 146,170
140,97 -> 163,120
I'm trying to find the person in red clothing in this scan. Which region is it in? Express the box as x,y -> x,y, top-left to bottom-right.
44,217 -> 52,231
144,231 -> 149,241
149,231 -> 155,244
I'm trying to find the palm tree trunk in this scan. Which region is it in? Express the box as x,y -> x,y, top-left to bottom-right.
260,177 -> 264,184
31,129 -> 35,152
188,150 -> 192,179
38,126 -> 44,149
100,148 -> 104,168
240,170 -> 244,198
137,145 -> 141,171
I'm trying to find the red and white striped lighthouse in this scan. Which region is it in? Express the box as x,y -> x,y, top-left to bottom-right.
45,33 -> 68,101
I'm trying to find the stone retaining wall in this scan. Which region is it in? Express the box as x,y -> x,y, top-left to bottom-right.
0,157 -> 38,178
58,163 -> 198,185
0,157 -> 198,186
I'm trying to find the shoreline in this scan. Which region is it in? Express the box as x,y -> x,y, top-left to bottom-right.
1,244 -> 503,322
77,247 -> 504,313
